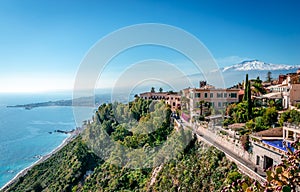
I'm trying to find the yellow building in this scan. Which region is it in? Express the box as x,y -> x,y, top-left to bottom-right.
139,92 -> 181,111
181,82 -> 240,116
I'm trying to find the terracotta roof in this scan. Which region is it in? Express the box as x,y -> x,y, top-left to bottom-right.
228,123 -> 245,130
238,90 -> 244,95
253,127 -> 283,137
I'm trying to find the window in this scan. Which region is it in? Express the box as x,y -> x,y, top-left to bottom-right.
217,93 -> 222,98
195,93 -> 200,98
256,156 -> 260,165
218,102 -> 222,107
210,93 -> 213,98
173,102 -> 176,106
224,93 -> 227,98
210,102 -> 214,107
230,93 -> 237,98
204,93 -> 208,98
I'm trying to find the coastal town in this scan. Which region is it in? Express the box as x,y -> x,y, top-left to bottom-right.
1,0 -> 299,191
2,70 -> 300,191
139,69 -> 300,188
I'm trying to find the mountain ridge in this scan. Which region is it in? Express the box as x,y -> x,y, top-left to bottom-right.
222,60 -> 300,72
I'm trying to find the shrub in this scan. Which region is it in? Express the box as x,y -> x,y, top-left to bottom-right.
240,135 -> 250,151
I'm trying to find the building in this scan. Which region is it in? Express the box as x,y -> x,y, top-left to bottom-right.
262,70 -> 300,108
250,123 -> 299,171
250,128 -> 284,170
139,92 -> 181,111
283,123 -> 300,143
181,81 -> 240,117
289,84 -> 300,106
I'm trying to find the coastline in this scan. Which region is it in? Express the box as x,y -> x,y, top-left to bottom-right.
0,132 -> 76,191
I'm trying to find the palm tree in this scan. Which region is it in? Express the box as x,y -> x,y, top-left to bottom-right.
197,100 -> 206,116
252,77 -> 266,96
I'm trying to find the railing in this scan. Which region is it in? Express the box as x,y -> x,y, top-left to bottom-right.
194,126 -> 266,184
251,139 -> 287,155
283,122 -> 300,130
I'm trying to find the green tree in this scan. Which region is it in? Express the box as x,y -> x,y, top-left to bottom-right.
252,77 -> 266,95
243,74 -> 249,102
197,100 -> 205,116
266,71 -> 272,82
151,87 -> 155,93
263,107 -> 278,126
246,79 -> 252,120
245,119 -> 255,132
111,125 -> 132,141
232,101 -> 248,123
254,116 -> 268,132
159,87 -> 163,93
242,74 -> 252,120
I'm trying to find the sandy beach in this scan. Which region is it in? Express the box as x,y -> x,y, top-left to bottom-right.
0,132 -> 77,191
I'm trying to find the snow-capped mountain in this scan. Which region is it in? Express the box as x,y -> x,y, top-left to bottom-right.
222,60 -> 299,72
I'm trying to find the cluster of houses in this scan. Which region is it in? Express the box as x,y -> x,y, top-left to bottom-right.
265,70 -> 300,108
139,69 -> 300,177
140,80 -> 241,114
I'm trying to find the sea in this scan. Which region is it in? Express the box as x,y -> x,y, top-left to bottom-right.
0,93 -> 97,188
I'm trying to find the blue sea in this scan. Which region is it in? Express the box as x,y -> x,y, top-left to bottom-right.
0,93 -> 96,188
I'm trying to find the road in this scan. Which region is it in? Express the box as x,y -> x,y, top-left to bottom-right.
177,118 -> 266,183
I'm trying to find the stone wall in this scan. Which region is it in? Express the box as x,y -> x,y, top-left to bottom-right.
251,141 -> 283,169
195,125 -> 253,161
195,124 -> 283,170
194,133 -> 266,184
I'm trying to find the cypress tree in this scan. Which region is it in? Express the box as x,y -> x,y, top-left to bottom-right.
247,77 -> 252,120
243,74 -> 249,101
243,74 -> 252,120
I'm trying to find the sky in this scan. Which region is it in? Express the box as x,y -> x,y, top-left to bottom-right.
0,0 -> 299,93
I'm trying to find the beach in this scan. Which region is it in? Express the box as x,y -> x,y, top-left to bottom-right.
0,132 -> 77,191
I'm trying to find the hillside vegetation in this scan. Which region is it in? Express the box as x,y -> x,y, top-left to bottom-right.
4,99 -> 240,192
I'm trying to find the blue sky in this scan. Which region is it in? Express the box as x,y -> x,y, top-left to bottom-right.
0,0 -> 299,92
